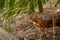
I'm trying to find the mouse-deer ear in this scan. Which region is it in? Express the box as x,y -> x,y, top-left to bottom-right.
30,12 -> 38,20
30,13 -> 35,19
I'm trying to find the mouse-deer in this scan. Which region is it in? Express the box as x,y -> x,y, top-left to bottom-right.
30,13 -> 60,37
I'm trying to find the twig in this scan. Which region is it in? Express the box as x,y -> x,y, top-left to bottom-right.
50,0 -> 55,40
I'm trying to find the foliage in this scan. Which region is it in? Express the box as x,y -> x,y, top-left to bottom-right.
55,0 -> 60,7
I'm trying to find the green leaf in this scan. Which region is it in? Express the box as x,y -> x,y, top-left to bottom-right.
55,0 -> 60,7
8,0 -> 16,18
30,0 -> 35,12
42,0 -> 46,4
7,8 -> 16,18
47,0 -> 49,2
33,0 -> 38,7
17,0 -> 28,7
38,0 -> 43,13
9,0 -> 15,8
41,0 -> 50,4
0,0 -> 5,11
14,8 -> 21,17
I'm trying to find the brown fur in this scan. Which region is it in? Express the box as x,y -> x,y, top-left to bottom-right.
30,13 -> 60,37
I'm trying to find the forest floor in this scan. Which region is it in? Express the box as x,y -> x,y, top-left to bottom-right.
0,7 -> 60,40
10,7 -> 60,40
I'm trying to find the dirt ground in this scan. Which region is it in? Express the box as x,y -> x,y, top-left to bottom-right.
0,7 -> 60,40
